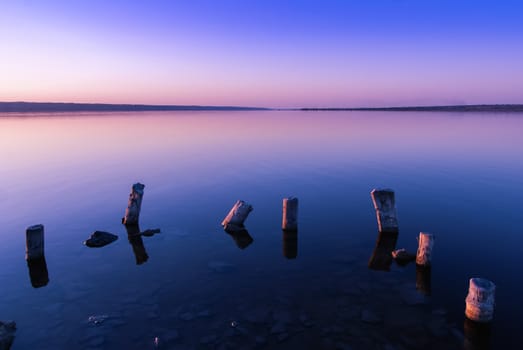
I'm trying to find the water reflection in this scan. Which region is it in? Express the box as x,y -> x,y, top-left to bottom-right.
124,224 -> 149,265
224,228 -> 254,249
27,256 -> 49,288
416,265 -> 431,295
368,231 -> 398,271
282,231 -> 298,259
464,318 -> 491,350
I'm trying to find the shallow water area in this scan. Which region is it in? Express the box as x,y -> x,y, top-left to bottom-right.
0,110 -> 522,349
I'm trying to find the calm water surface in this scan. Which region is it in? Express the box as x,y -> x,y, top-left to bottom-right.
0,111 -> 522,349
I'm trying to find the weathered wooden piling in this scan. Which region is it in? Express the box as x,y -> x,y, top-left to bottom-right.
221,200 -> 253,231
282,231 -> 298,259
282,197 -> 298,231
415,232 -> 435,266
25,224 -> 44,260
27,257 -> 49,288
368,231 -> 398,271
465,278 -> 496,323
370,189 -> 398,233
123,183 -> 145,225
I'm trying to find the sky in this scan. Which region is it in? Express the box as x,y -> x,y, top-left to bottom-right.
1,0 -> 522,108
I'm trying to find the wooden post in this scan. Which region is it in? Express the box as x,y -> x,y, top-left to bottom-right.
415,232 -> 435,266
25,224 -> 44,260
27,257 -> 49,288
221,200 -> 253,231
282,231 -> 298,259
465,278 -> 496,323
464,318 -> 491,350
123,183 -> 145,225
370,189 -> 398,233
282,197 -> 298,231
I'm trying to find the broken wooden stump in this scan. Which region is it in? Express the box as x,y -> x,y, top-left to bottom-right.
27,257 -> 49,288
25,224 -> 44,261
83,231 -> 118,247
368,231 -> 398,271
282,197 -> 298,231
221,200 -> 253,232
464,317 -> 492,350
370,189 -> 398,233
122,183 -> 145,225
282,231 -> 298,259
465,278 -> 496,323
415,232 -> 435,266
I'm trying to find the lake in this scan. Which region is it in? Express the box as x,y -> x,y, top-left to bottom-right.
0,111 -> 522,349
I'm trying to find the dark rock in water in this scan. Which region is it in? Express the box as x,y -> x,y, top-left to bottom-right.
141,228 -> 161,237
0,321 -> 16,350
84,231 -> 118,247
392,249 -> 416,265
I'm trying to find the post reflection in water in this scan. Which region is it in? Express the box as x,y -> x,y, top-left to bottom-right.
224,228 -> 254,249
368,231 -> 398,271
27,256 -> 49,288
282,231 -> 298,259
464,318 -> 491,350
124,224 -> 149,265
416,265 -> 432,295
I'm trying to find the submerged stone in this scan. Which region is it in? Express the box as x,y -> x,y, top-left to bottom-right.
84,231 -> 118,247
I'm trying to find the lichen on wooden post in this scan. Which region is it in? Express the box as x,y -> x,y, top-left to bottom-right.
221,200 -> 253,232
465,278 -> 496,323
415,232 -> 435,266
122,183 -> 145,225
282,197 -> 298,231
25,224 -> 44,261
370,189 -> 398,233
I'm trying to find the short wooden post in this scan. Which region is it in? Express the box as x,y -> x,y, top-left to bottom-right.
282,197 -> 298,231
370,189 -> 398,233
282,231 -> 298,259
464,318 -> 491,350
25,224 -> 44,260
123,183 -> 145,225
416,265 -> 431,295
27,257 -> 49,288
415,232 -> 435,266
465,278 -> 496,323
221,200 -> 253,231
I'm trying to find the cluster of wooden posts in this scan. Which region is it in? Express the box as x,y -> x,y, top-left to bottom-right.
25,184 -> 495,331
370,188 -> 496,347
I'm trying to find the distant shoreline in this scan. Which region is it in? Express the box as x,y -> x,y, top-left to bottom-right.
1,101 -> 523,113
298,104 -> 523,112
0,102 -> 269,113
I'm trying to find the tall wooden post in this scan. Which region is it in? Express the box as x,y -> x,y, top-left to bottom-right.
370,189 -> 398,233
25,224 -> 44,260
282,231 -> 298,259
282,197 -> 298,231
416,232 -> 435,266
123,183 -> 145,225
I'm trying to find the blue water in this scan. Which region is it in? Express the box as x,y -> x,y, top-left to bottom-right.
0,111 -> 521,349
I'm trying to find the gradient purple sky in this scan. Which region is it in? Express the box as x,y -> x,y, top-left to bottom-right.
1,0 -> 522,108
